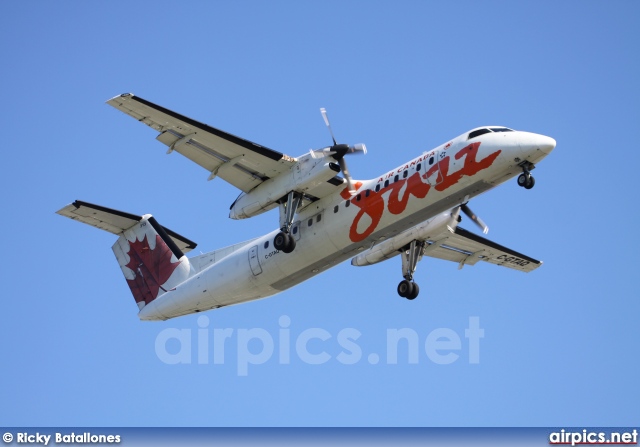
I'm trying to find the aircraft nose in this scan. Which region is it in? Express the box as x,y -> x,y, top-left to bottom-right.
537,135 -> 556,155
519,132 -> 556,156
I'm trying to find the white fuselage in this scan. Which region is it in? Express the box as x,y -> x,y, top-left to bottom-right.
139,129 -> 555,320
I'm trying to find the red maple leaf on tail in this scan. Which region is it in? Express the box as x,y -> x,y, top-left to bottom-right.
125,234 -> 181,305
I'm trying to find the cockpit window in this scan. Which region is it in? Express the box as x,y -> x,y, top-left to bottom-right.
468,128 -> 492,140
490,127 -> 514,132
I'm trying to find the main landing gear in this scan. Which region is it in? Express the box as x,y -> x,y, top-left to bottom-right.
397,240 -> 424,300
517,162 -> 535,190
274,231 -> 296,253
398,279 -> 419,300
274,191 -> 301,254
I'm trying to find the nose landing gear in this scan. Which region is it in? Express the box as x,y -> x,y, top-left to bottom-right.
517,161 -> 536,189
517,173 -> 535,189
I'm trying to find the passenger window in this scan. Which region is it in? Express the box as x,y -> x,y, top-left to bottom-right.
375,184 -> 380,192
356,194 -> 361,201
384,180 -> 389,187
264,241 -> 269,249
308,219 -> 313,227
365,190 -> 370,197
316,214 -> 321,223
429,157 -> 434,165
292,226 -> 298,235
403,170 -> 408,178
334,205 -> 339,213
394,174 -> 399,182
417,163 -> 421,171
345,200 -> 350,208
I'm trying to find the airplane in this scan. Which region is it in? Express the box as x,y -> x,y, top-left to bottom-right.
57,93 -> 556,321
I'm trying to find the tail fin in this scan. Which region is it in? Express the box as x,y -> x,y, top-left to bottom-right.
112,216 -> 192,310
57,201 -> 197,311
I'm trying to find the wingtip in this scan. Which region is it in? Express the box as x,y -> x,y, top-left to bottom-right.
106,92 -> 134,103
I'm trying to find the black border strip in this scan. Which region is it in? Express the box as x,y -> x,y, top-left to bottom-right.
148,217 -> 185,260
131,95 -> 284,162
454,227 -> 541,264
162,227 -> 198,251
73,200 -> 141,222
327,176 -> 345,186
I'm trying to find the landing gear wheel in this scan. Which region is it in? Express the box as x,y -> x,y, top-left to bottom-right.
274,232 -> 290,251
274,232 -> 296,253
397,280 -> 414,298
282,235 -> 296,253
524,175 -> 535,189
517,173 -> 528,187
407,282 -> 419,300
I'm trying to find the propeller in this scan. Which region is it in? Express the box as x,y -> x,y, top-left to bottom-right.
321,108 -> 337,146
310,108 -> 367,194
460,203 -> 489,234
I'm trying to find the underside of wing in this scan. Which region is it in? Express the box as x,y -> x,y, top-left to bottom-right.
106,93 -> 297,193
426,226 -> 542,272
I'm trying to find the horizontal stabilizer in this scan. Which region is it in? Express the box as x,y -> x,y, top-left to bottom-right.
56,200 -> 197,253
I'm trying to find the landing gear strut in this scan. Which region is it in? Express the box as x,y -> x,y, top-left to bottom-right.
274,191 -> 301,254
517,162 -> 535,190
397,240 -> 424,300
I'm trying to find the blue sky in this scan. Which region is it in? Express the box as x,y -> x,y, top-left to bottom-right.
1,1 -> 638,427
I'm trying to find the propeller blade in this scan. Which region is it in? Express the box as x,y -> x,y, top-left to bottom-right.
320,108 -> 338,146
309,147 -> 336,159
460,203 -> 489,234
338,158 -> 356,194
311,143 -> 366,159
346,143 -> 367,156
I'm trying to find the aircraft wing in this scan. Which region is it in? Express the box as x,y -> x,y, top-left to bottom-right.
425,226 -> 542,272
106,93 -> 297,193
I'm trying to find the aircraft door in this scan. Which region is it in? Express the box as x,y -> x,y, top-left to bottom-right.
425,149 -> 445,186
249,245 -> 262,276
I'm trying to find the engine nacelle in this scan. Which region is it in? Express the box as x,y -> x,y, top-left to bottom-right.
351,211 -> 459,266
229,155 -> 341,219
